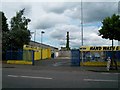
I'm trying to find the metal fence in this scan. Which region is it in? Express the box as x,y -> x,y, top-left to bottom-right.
5,50 -> 34,65
82,51 -> 120,62
6,50 -> 23,60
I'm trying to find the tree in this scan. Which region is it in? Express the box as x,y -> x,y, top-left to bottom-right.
1,11 -> 11,60
99,14 -> 120,70
10,9 -> 31,50
66,31 -> 70,50
1,11 -> 10,51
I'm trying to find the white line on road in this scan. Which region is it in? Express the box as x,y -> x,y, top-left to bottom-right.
8,75 -> 53,80
101,73 -> 110,74
84,79 -> 118,82
101,73 -> 120,75
8,75 -> 19,77
20,76 -> 53,79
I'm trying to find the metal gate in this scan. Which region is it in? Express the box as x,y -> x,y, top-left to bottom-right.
71,49 -> 80,66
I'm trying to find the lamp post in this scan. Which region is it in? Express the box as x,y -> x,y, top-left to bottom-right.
30,30 -> 36,46
41,31 -> 45,60
34,29 -> 36,46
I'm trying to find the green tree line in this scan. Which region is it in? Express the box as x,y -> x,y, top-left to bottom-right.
1,9 -> 31,60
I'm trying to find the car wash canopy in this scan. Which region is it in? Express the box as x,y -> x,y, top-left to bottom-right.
80,46 -> 120,51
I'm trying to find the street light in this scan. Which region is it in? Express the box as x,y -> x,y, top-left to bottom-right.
41,31 -> 45,60
30,30 -> 36,47
34,29 -> 36,46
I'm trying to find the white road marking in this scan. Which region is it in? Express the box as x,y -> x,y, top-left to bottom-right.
84,79 -> 118,82
8,75 -> 53,80
101,73 -> 120,75
8,75 -> 18,77
20,76 -> 53,79
101,73 -> 111,74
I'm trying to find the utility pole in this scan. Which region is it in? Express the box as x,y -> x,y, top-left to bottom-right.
81,0 -> 84,63
118,1 -> 120,15
81,0 -> 83,47
118,1 -> 120,45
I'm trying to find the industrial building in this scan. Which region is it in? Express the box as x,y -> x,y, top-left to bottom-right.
22,41 -> 59,60
29,41 -> 58,53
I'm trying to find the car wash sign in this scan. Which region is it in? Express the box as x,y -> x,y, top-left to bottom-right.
80,46 -> 120,51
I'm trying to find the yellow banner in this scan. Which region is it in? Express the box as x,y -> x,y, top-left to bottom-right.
23,45 -> 41,50
80,46 -> 120,51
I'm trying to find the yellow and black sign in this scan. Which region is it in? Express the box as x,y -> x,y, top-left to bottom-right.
80,46 -> 120,51
23,45 -> 41,50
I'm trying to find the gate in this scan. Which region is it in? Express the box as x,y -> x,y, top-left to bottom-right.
71,49 -> 80,66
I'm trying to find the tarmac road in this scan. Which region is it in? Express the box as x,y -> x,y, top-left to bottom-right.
2,59 -> 120,89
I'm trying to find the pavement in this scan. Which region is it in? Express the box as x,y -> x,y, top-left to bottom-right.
2,59 -> 120,73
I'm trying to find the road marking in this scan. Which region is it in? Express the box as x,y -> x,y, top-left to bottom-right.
84,79 -> 118,82
8,75 -> 53,80
101,73 -> 111,74
8,75 -> 18,77
20,76 -> 53,79
101,73 -> 120,75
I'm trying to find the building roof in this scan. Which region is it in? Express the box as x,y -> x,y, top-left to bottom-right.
29,41 -> 58,50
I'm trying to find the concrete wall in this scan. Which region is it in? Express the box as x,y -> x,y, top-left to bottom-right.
55,52 -> 59,58
58,50 -> 71,58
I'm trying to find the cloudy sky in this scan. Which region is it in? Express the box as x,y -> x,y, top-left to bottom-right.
1,0 -> 120,49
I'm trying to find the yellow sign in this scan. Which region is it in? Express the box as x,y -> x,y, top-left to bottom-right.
23,45 -> 41,50
80,46 -> 120,51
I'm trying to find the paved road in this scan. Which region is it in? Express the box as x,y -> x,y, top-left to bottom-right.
2,59 -> 120,88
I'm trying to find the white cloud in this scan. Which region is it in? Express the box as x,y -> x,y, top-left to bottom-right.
64,5 -> 80,20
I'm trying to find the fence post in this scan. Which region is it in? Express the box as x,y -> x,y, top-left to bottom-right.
32,50 -> 35,66
10,50 -> 12,60
6,51 -> 8,60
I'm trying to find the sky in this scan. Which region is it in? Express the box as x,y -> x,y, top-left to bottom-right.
1,0 -> 120,49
